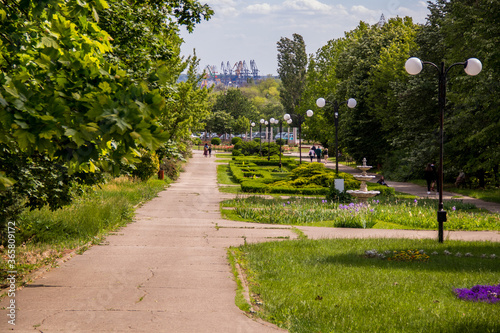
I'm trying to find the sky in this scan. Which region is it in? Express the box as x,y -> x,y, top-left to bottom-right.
179,0 -> 432,76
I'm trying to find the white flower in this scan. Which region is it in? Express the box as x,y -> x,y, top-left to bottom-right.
431,251 -> 439,255
455,252 -> 462,257
490,254 -> 497,259
444,250 -> 452,256
465,253 -> 473,257
481,254 -> 487,258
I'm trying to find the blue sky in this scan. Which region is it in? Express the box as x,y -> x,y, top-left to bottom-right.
180,0 -> 432,76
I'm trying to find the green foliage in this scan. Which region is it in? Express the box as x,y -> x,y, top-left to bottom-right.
160,159 -> 181,180
211,137 -> 221,145
303,3 -> 499,186
326,186 -> 352,203
231,137 -> 243,145
0,0 -> 213,232
277,33 -> 308,115
131,148 -> 160,181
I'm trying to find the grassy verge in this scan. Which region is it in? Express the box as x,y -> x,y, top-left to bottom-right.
220,196 -> 499,231
236,238 -> 499,332
0,176 -> 169,290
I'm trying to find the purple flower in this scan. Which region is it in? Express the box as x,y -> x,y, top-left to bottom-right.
454,284 -> 500,304
414,199 -> 418,204
452,206 -> 456,211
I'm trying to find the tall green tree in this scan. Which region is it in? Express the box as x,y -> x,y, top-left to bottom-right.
277,33 -> 308,118
0,0 -> 212,239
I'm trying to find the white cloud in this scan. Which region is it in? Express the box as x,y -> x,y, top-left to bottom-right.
282,0 -> 332,12
246,3 -> 275,15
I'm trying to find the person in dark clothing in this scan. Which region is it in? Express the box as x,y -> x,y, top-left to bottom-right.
431,162 -> 439,193
424,163 -> 435,194
377,176 -> 389,186
309,146 -> 315,162
315,147 -> 322,162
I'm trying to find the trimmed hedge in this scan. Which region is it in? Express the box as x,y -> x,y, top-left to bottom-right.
228,157 -> 393,197
367,183 -> 395,196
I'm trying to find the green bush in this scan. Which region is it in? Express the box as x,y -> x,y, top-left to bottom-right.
132,148 -> 160,181
367,183 -> 395,196
161,158 -> 181,180
326,186 -> 353,203
211,137 -> 221,145
232,149 -> 243,156
192,137 -> 202,145
241,140 -> 261,156
231,137 -> 243,145
276,138 -> 286,146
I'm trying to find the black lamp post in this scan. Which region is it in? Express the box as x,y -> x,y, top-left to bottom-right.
316,97 -> 357,175
405,56 -> 482,243
284,110 -> 313,164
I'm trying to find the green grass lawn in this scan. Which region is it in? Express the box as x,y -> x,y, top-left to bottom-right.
221,196 -> 499,231
230,238 -> 500,333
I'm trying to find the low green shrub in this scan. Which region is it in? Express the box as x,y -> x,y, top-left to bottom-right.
367,183 -> 395,196
231,137 -> 243,145
211,137 -> 221,145
326,186 -> 353,203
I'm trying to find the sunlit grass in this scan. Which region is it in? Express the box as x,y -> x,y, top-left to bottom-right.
221,196 -> 499,231
234,238 -> 500,332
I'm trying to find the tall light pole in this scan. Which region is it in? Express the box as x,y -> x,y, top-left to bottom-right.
316,97 -> 357,175
284,110 -> 313,164
275,118 -> 283,169
267,118 -> 274,161
405,56 -> 482,243
259,118 -> 265,156
250,121 -> 255,142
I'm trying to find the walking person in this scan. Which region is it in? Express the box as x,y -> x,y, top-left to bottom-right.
309,146 -> 316,162
323,147 -> 328,164
424,163 -> 435,194
315,146 -> 322,163
431,162 -> 439,193
203,143 -> 208,157
208,144 -> 212,157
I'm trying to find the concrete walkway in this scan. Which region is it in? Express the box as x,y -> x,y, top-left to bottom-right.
1,151 -> 498,332
1,151 -> 290,332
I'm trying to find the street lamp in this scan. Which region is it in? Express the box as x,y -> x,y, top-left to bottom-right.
274,118 -> 283,169
284,109 -> 313,164
405,56 -> 482,243
316,97 -> 357,175
259,118 -> 265,156
267,118 -> 274,161
250,121 -> 255,142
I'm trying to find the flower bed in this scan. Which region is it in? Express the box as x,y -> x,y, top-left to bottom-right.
454,284 -> 500,304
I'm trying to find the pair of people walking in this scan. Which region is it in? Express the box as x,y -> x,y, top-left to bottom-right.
203,143 -> 212,157
309,146 -> 328,163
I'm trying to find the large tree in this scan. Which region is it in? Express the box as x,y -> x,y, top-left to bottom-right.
0,0 -> 212,239
277,33 -> 308,117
